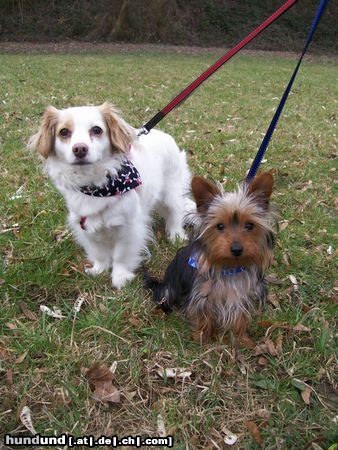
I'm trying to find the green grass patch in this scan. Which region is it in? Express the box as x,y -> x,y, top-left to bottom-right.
0,49 -> 337,449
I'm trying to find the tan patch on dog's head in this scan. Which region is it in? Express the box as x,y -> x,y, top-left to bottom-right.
99,102 -> 134,154
28,106 -> 59,158
55,116 -> 74,142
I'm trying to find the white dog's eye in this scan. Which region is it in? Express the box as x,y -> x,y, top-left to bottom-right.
91,126 -> 103,136
59,128 -> 71,138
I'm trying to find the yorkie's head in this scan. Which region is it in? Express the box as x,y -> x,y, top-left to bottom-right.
191,172 -> 276,271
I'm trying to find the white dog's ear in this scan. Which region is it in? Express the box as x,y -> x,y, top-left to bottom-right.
28,106 -> 59,158
100,102 -> 134,153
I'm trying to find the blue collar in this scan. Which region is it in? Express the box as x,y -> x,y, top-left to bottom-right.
188,255 -> 246,276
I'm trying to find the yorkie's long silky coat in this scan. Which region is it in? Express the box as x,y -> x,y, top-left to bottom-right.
145,172 -> 276,342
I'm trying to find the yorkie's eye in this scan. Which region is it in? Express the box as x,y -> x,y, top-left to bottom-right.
91,126 -> 103,135
244,222 -> 254,231
59,128 -> 71,138
216,223 -> 225,231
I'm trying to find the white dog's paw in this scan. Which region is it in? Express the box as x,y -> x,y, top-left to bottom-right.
112,266 -> 135,289
84,261 -> 108,276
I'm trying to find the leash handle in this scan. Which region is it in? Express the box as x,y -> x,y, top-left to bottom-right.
138,0 -> 300,136
246,0 -> 329,182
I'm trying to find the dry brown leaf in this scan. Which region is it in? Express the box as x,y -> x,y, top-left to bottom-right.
245,421 -> 262,446
6,369 -> 13,385
279,220 -> 289,231
92,383 -> 120,403
258,356 -> 269,366
19,302 -> 37,321
293,323 -> 311,332
99,303 -> 108,314
257,320 -> 274,328
256,408 -> 271,420
275,335 -> 283,356
15,350 -> 28,364
254,343 -> 269,356
85,363 -> 121,404
301,386 -> 312,405
240,334 -> 256,349
265,338 -> 277,357
128,316 -> 142,327
267,293 -> 281,309
0,348 -> 10,361
6,322 -> 18,330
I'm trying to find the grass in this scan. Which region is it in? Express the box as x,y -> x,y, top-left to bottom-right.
0,48 -> 337,449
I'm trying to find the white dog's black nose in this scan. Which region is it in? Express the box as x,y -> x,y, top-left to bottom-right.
72,143 -> 89,158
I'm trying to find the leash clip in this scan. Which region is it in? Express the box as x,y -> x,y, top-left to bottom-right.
137,126 -> 149,137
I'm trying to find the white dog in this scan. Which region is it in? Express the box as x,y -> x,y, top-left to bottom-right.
29,103 -> 193,289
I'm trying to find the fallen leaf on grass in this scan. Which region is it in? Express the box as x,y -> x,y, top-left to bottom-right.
52,227 -> 71,242
20,406 -> 37,435
15,350 -> 28,364
128,316 -> 143,327
85,363 -> 121,404
267,293 -> 281,309
154,366 -> 192,380
256,408 -> 271,420
6,322 -> 18,330
289,275 -> 299,292
240,334 -> 256,349
258,357 -> 269,366
73,295 -> 86,314
6,369 -> 13,385
275,335 -> 283,356
293,323 -> 311,332
99,303 -> 108,314
19,302 -> 37,321
40,305 -> 65,319
265,338 -> 277,356
279,220 -> 289,231
245,420 -> 262,445
291,378 -> 312,405
301,386 -> 312,405
222,427 -> 238,445
157,414 -> 166,437
0,348 -> 10,361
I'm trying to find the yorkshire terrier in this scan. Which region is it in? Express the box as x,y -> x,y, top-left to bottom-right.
145,172 -> 276,343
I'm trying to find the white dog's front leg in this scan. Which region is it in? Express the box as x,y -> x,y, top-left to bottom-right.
111,221 -> 149,289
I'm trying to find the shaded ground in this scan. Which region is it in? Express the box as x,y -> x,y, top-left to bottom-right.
0,41 -> 337,63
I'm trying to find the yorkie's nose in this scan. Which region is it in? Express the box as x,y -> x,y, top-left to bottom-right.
72,143 -> 89,158
231,242 -> 243,257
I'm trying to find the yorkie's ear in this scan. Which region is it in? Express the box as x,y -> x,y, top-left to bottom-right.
248,172 -> 274,208
191,176 -> 221,213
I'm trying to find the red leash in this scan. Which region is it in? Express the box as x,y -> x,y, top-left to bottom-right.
138,0 -> 299,136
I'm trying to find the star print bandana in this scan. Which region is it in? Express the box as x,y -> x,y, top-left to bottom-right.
80,160 -> 142,197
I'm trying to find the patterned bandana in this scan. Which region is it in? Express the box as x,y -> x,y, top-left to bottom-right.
80,160 -> 142,197
188,255 -> 246,276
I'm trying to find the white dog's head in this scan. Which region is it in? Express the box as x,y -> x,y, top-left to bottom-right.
29,103 -> 135,165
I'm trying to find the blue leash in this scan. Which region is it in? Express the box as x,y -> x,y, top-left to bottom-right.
246,0 -> 329,183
